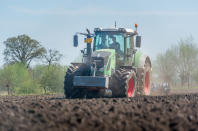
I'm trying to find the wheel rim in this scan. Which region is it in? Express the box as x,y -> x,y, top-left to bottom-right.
145,71 -> 149,94
128,78 -> 134,97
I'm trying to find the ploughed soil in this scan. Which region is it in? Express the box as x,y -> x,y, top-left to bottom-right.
1,90 -> 198,131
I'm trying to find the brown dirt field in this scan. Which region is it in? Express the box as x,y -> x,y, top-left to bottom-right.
0,93 -> 198,131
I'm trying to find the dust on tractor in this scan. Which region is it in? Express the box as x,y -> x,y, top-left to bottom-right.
64,23 -> 151,98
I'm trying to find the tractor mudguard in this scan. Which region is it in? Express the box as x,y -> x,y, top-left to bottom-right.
71,63 -> 84,67
134,52 -> 151,69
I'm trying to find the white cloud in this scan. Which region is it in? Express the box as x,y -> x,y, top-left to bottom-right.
7,6 -> 198,16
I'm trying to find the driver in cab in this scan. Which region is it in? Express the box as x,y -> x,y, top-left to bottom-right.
109,37 -> 124,60
109,37 -> 120,52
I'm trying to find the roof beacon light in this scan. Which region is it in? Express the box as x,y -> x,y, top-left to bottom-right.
135,23 -> 138,32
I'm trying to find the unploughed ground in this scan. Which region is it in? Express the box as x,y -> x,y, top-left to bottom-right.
0,89 -> 198,131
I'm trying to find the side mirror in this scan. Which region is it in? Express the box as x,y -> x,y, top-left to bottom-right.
136,36 -> 141,48
73,35 -> 78,47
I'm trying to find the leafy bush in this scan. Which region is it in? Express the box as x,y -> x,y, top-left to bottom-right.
0,63 -> 41,95
31,64 -> 68,94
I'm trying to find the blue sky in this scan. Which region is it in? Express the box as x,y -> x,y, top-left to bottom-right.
0,0 -> 198,66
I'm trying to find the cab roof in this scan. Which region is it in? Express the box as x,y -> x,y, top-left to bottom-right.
94,27 -> 134,33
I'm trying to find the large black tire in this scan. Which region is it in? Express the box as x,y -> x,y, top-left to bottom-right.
139,60 -> 151,95
109,68 -> 137,98
64,64 -> 89,98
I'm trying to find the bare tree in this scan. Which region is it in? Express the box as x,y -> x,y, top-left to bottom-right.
192,69 -> 198,85
3,34 -> 46,68
43,49 -> 64,69
172,36 -> 198,87
153,49 -> 176,83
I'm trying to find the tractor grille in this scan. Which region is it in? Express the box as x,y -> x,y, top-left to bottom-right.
91,51 -> 111,70
91,57 -> 104,70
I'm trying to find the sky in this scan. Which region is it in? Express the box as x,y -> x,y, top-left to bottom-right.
0,0 -> 198,66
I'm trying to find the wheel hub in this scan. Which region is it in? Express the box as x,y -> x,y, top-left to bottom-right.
128,78 -> 134,97
145,71 -> 149,94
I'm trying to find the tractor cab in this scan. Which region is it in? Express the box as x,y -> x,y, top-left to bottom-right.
93,27 -> 140,66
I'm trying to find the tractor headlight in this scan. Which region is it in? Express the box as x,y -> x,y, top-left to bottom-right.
99,66 -> 106,72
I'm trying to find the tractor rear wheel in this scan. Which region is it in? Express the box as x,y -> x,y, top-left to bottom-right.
109,68 -> 137,98
139,60 -> 151,95
64,64 -> 89,98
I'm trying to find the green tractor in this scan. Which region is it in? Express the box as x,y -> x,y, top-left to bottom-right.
64,23 -> 151,98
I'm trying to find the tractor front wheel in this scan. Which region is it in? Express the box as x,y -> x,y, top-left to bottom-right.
109,68 -> 137,98
64,64 -> 89,98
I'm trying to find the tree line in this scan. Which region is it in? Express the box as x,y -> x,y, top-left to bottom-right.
0,34 -> 68,95
152,35 -> 198,88
1,34 -> 197,95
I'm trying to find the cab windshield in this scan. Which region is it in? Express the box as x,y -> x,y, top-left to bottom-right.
93,32 -> 124,53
